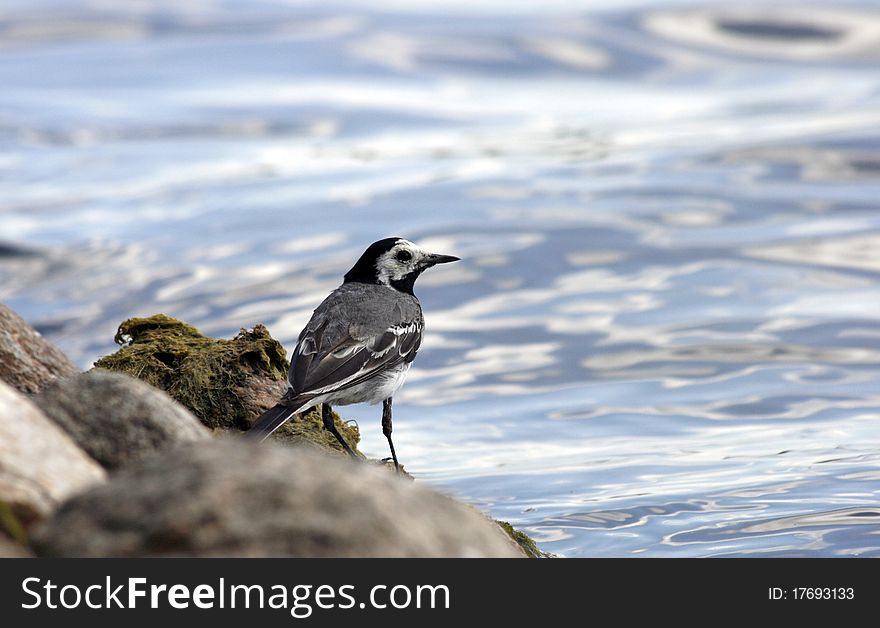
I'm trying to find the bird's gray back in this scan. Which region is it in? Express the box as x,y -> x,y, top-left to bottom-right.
287,283 -> 423,396
309,283 -> 422,340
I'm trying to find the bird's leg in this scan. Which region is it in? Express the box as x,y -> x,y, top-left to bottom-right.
322,403 -> 358,459
382,397 -> 400,472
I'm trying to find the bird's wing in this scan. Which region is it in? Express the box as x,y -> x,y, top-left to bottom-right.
289,310 -> 422,397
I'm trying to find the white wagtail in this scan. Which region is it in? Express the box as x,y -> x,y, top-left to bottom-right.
247,237 -> 459,471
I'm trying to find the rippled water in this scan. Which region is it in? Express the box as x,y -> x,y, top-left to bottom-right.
2,0 -> 880,557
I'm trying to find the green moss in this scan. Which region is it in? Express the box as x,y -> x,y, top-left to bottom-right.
95,315 -> 288,431
0,500 -> 28,547
497,520 -> 551,558
112,314 -> 202,347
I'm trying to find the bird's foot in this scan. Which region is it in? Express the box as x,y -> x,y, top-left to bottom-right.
381,457 -> 401,473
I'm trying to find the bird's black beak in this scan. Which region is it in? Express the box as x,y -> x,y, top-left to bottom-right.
423,253 -> 460,268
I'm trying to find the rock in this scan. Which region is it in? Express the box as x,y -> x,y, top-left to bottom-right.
0,536 -> 32,558
0,381 -> 106,527
93,314 -> 363,454
0,303 -> 78,393
33,370 -> 210,471
33,439 -> 524,558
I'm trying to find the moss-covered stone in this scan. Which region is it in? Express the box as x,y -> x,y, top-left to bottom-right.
95,315 -> 289,430
497,520 -> 551,558
93,314 -> 376,457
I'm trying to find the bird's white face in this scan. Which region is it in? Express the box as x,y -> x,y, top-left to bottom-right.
374,239 -> 429,285
343,236 -> 458,293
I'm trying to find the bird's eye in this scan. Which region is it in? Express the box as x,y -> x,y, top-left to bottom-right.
396,250 -> 413,262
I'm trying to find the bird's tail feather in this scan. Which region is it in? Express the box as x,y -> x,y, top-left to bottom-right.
245,395 -> 312,441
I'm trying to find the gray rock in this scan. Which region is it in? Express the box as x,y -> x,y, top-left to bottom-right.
34,439 -> 524,557
0,536 -> 32,558
34,370 -> 210,471
0,381 -> 106,527
0,303 -> 78,394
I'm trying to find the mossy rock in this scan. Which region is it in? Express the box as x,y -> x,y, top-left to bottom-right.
94,314 -> 384,459
95,315 -> 287,432
497,520 -> 552,558
95,315 -> 345,441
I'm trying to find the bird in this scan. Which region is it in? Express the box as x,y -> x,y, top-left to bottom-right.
246,237 -> 459,471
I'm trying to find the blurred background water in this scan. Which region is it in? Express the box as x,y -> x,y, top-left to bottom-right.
2,0 -> 880,556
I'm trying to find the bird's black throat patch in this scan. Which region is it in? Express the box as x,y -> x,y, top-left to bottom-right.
387,272 -> 419,295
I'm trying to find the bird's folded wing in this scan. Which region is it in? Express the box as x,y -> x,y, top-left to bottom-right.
289,318 -> 422,396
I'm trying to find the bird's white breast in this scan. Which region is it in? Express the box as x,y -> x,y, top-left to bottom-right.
325,362 -> 411,407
